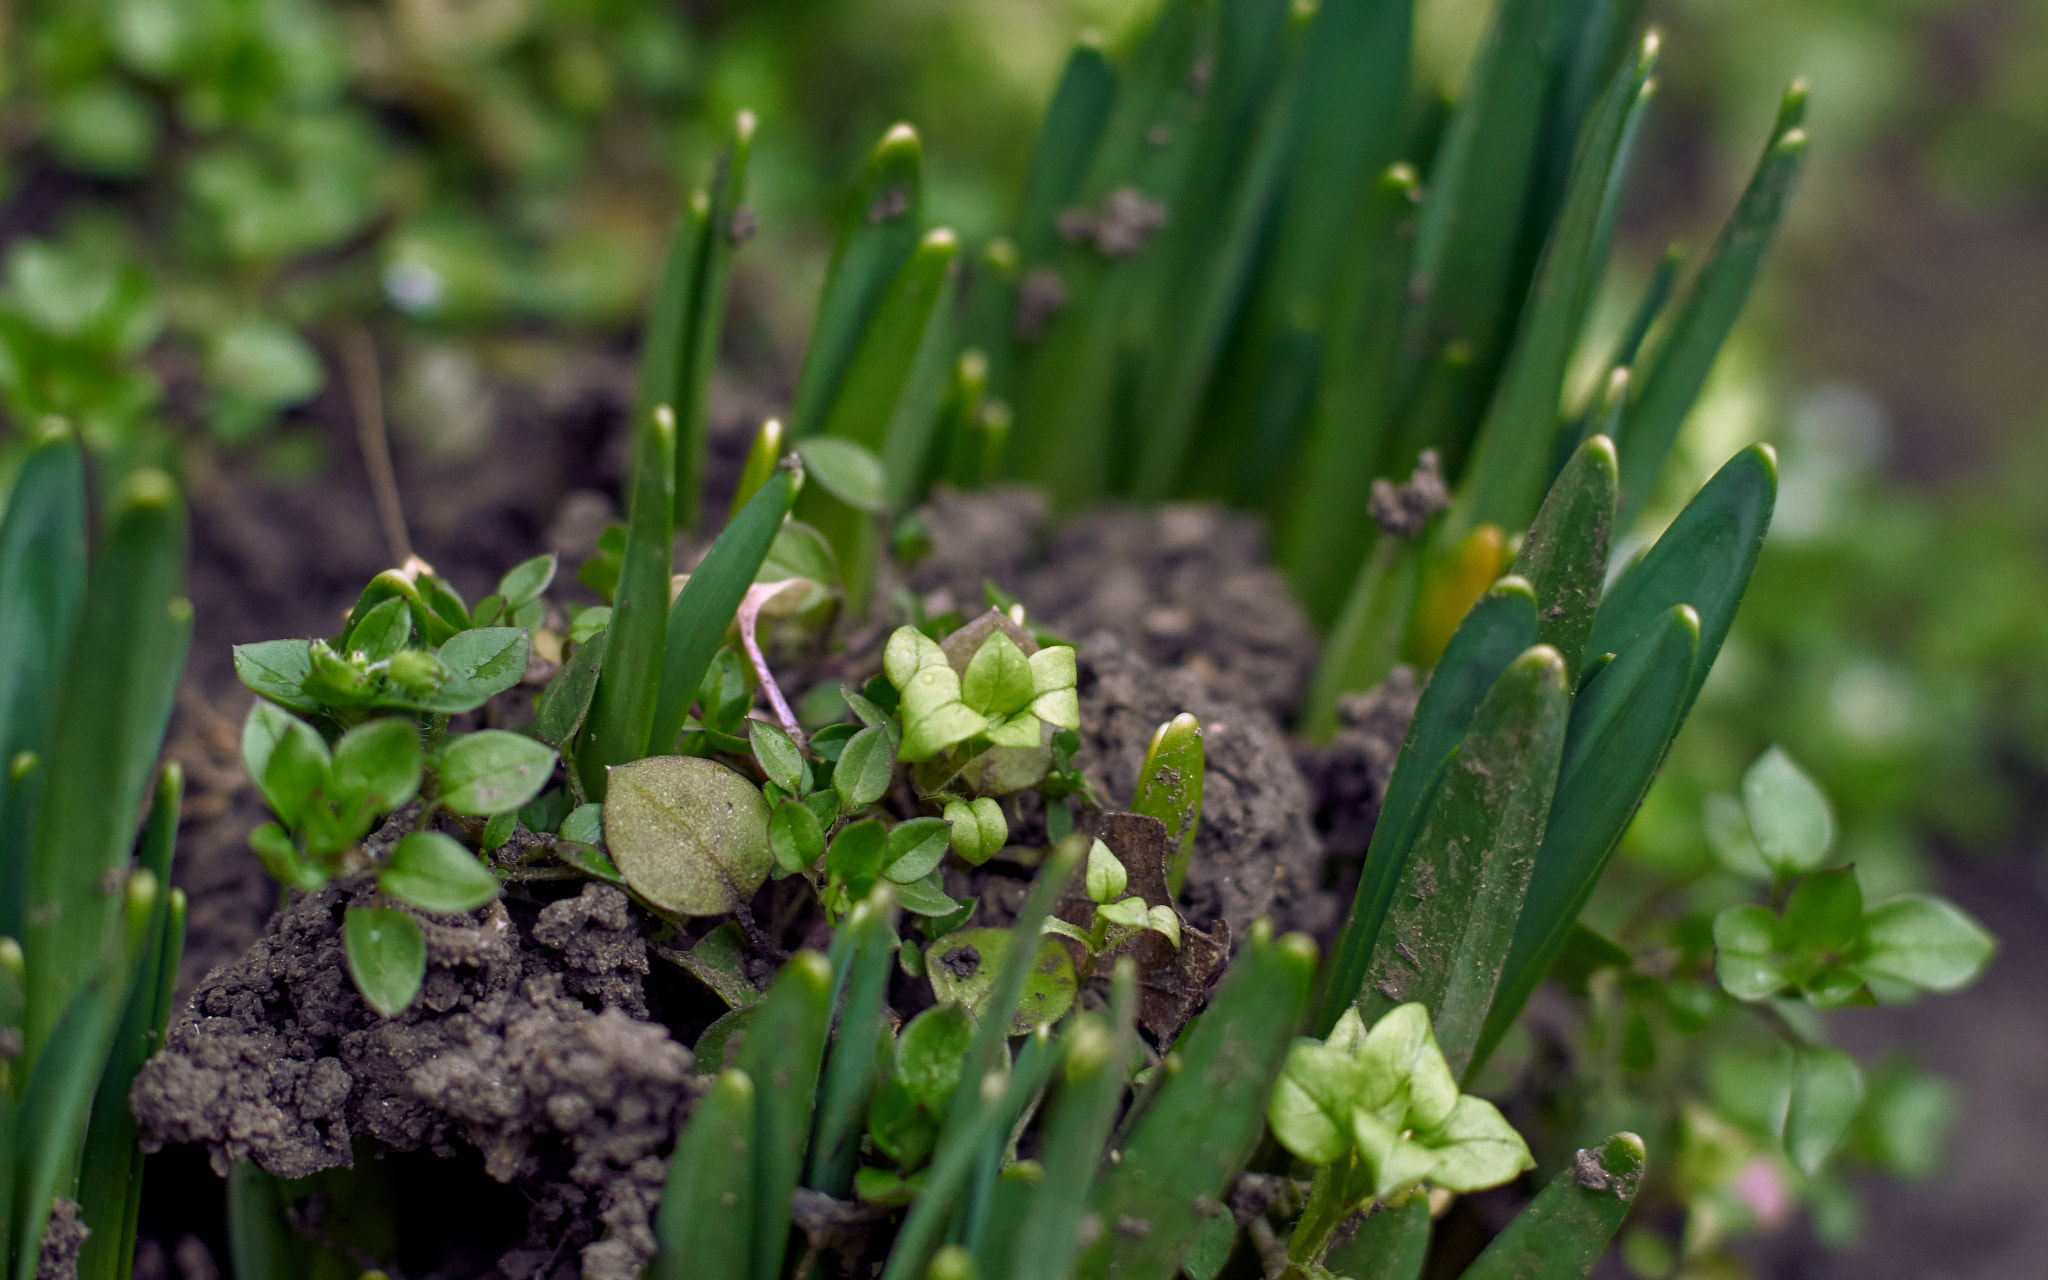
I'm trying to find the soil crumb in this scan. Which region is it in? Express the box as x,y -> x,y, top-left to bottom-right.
132,880 -> 692,1280
35,1199 -> 87,1280
1303,668 -> 1425,861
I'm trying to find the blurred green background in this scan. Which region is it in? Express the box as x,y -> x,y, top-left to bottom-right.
2,0 -> 2045,1274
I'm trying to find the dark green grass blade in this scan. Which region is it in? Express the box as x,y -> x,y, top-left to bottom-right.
1394,0 -> 1564,472
1451,34 -> 1657,537
1325,1196 -> 1431,1280
12,875 -> 155,1280
647,468 -> 796,754
76,769 -> 183,1280
1617,88 -> 1806,517
1076,923 -> 1317,1280
1279,166 -> 1421,625
731,951 -> 833,1280
882,840 -> 1085,1280
1511,433 -> 1619,675
1009,0 -> 1215,505
226,1163 -> 312,1280
817,228 -> 961,504
792,125 -> 925,437
0,428 -> 86,942
1362,646 -> 1569,1077
652,1068 -> 756,1280
1006,965 -> 1139,1280
1531,0 -> 1651,245
23,469 -> 188,1066
1017,41 -> 1118,264
1315,578 -> 1537,1033
1473,605 -> 1698,1077
1553,248 -> 1678,468
1456,1132 -> 1645,1279
670,113 -> 756,528
1128,0 -> 1303,499
882,1029 -> 1061,1280
578,408 -> 674,796
1584,444 -> 1776,725
1232,0 -> 1412,497
806,889 -> 899,1196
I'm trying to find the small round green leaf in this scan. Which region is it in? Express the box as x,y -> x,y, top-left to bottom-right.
1742,746 -> 1834,875
561,802 -> 603,845
344,906 -> 426,1017
749,719 -> 808,794
1786,1045 -> 1863,1176
437,730 -> 558,815
796,437 -> 889,513
1084,838 -> 1126,905
603,756 -> 774,916
771,799 -> 825,876
380,831 -> 500,914
883,817 -> 951,884
497,552 -> 558,607
330,717 -> 424,813
834,724 -> 895,811
1713,904 -> 1789,1000
943,797 -> 1007,865
894,871 -> 965,918
962,630 -> 1033,717
1858,895 -> 1996,993
826,818 -> 889,897
924,927 -> 1077,1034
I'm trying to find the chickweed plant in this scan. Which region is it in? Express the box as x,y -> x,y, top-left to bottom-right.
205,0 -> 1996,1277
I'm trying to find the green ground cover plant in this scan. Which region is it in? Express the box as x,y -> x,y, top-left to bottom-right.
0,1 -> 2010,1278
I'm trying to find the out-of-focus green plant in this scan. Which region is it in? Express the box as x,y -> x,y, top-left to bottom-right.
0,425 -> 190,1280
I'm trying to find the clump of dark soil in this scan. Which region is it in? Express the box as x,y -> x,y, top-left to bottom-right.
133,881 -> 694,1280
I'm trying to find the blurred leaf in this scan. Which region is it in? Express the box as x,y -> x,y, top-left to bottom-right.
1786,1046 -> 1863,1176
1858,896 -> 1996,993
1743,746 -> 1835,877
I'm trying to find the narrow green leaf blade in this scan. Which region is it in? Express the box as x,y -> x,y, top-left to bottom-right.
731,950 -> 833,1280
1017,41 -> 1118,265
1586,443 -> 1776,724
24,468 -> 189,1065
647,468 -> 796,755
1325,1195 -> 1431,1280
1361,645 -> 1571,1077
792,124 -> 925,437
1617,93 -> 1807,516
1076,923 -> 1318,1280
807,890 -> 899,1196
13,873 -> 156,1280
0,428 -> 86,942
1278,165 -> 1422,624
579,406 -> 675,796
1317,577 -> 1538,1034
1456,1132 -> 1645,1280
1452,35 -> 1657,536
76,768 -> 182,1280
1510,433 -> 1619,673
1008,964 -> 1138,1280
1396,0 -> 1564,467
1474,604 -> 1699,1076
651,1068 -> 756,1280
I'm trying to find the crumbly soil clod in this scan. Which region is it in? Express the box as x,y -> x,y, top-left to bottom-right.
132,881 -> 692,1280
